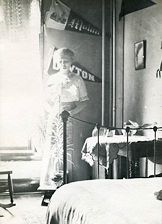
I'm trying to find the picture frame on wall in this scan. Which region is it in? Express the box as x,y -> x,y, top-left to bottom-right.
134,40 -> 146,70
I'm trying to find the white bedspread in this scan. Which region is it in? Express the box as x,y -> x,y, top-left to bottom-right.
46,178 -> 162,224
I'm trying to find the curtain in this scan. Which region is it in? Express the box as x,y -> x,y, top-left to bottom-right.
0,0 -> 42,147
0,0 -> 40,41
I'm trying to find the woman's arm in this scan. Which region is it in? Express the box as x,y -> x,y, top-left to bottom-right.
69,100 -> 88,116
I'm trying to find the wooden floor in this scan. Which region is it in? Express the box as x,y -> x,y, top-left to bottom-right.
0,193 -> 48,224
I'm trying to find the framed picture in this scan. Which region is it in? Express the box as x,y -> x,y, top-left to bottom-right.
134,40 -> 146,70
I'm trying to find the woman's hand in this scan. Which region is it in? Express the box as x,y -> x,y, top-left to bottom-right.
69,100 -> 88,116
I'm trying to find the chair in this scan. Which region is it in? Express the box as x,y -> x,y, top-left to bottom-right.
0,170 -> 16,208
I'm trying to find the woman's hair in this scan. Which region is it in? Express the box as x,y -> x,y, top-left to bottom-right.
53,48 -> 75,61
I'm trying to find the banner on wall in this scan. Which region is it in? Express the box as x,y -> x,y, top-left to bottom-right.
48,59 -> 102,83
45,0 -> 101,36
46,48 -> 101,83
119,0 -> 156,19
71,62 -> 102,83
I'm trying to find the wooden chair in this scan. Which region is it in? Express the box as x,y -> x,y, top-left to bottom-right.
0,170 -> 16,208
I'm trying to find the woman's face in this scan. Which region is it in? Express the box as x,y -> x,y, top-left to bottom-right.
57,56 -> 72,74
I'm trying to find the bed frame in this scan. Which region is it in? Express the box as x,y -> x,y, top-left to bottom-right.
60,110 -> 162,183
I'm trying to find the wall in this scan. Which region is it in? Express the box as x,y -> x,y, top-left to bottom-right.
42,0 -> 112,180
115,0 -> 162,175
124,0 -> 162,127
42,0 -> 111,129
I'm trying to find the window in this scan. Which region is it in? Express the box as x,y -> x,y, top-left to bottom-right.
0,0 -> 43,149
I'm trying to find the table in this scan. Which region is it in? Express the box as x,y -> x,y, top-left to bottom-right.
81,135 -> 162,178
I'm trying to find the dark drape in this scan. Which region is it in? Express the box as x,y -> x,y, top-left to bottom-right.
119,0 -> 156,19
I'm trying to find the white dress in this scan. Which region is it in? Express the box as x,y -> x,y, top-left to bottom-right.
39,72 -> 89,188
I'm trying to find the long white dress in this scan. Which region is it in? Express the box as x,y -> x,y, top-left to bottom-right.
39,72 -> 89,188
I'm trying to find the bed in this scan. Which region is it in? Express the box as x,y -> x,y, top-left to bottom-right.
46,177 -> 162,224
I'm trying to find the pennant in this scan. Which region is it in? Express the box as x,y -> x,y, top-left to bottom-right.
45,0 -> 101,36
46,51 -> 101,83
119,0 -> 156,19
71,62 -> 101,83
65,10 -> 101,36
45,47 -> 58,74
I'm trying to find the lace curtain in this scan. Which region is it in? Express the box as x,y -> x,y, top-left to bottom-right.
0,0 -> 40,41
0,0 -> 42,147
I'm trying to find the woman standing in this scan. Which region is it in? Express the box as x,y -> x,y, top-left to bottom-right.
40,48 -> 89,188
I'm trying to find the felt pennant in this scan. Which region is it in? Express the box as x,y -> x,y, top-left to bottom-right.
71,62 -> 102,83
119,0 -> 156,19
46,47 -> 101,83
45,0 -> 101,36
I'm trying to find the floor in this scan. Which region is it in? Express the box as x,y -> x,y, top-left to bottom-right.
0,193 -> 48,224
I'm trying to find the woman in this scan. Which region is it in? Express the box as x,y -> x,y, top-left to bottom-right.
40,48 -> 89,188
